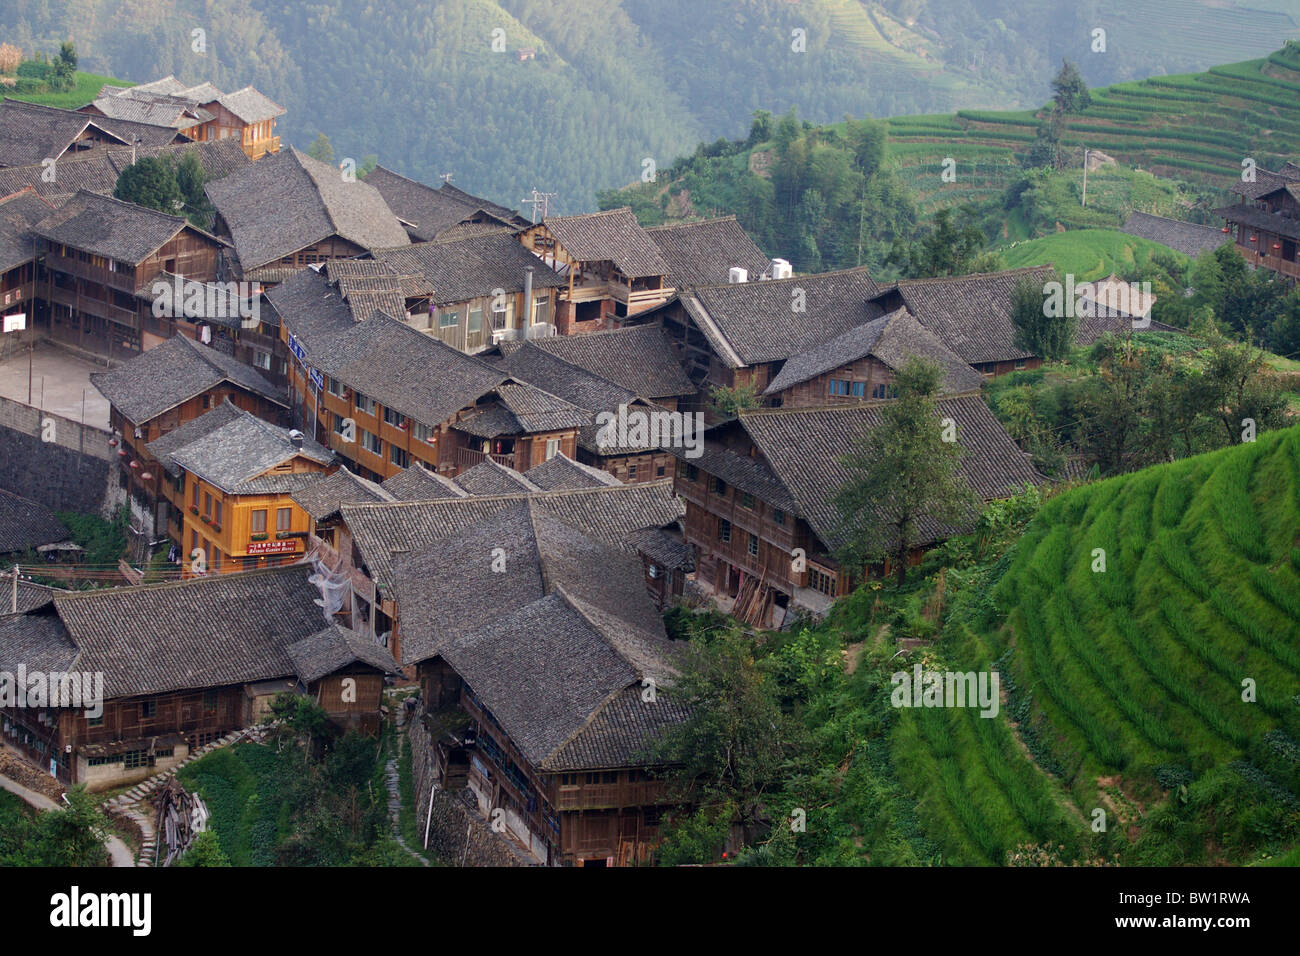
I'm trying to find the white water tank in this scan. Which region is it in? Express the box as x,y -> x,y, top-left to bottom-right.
728,267 -> 748,284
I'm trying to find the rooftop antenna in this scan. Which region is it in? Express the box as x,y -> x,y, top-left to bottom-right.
439,172 -> 454,185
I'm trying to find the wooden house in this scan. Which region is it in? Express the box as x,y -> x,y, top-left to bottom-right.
0,188 -> 51,326
89,334 -> 288,536
0,98 -> 185,169
673,396 -> 1044,626
0,566 -> 395,790
205,147 -> 409,286
519,207 -> 674,333
1216,162 -> 1300,283
31,189 -> 227,360
0,487 -> 71,558
145,401 -> 334,576
364,167 -> 529,241
391,502 -> 690,865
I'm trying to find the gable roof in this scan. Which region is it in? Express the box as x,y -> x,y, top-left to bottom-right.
87,89 -> 213,129
452,457 -> 541,496
380,463 -> 468,501
729,395 -> 1044,552
33,188 -> 221,266
285,623 -> 398,683
372,230 -> 564,304
89,334 -> 285,425
541,207 -> 670,278
205,147 -> 409,271
523,452 -> 622,491
214,86 -> 285,124
0,487 -> 70,553
645,215 -> 770,288
875,266 -> 1057,366
155,405 -> 332,495
1230,161 -> 1300,200
451,381 -> 592,438
438,182 -> 527,226
0,187 -> 53,272
1121,212 -> 1232,258
499,324 -> 693,398
291,467 -> 394,521
364,167 -> 519,240
0,98 -> 127,167
340,479 -> 683,594
764,307 -> 986,396
674,266 -> 882,368
8,566 -> 332,699
145,397 -> 245,474
495,340 -> 636,411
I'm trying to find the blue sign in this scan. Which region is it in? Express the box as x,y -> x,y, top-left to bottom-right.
309,367 -> 324,391
288,332 -> 306,362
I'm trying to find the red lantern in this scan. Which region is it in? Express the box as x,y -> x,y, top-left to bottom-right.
129,460 -> 139,469
1250,235 -> 1258,242
1221,226 -> 1230,233
108,437 -> 118,447
140,472 -> 153,480
118,449 -> 128,457
1274,243 -> 1282,250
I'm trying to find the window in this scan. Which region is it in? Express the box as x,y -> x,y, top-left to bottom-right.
383,407 -> 406,428
361,429 -> 382,455
253,349 -> 272,370
872,384 -> 898,400
390,445 -> 409,468
808,567 -> 838,597
123,750 -> 153,770
545,438 -> 561,460
741,492 -> 754,510
190,480 -> 199,509
439,310 -> 460,329
656,464 -> 665,477
532,294 -> 551,325
140,700 -> 157,719
1014,359 -> 1027,370
88,713 -> 103,727
203,690 -> 218,714
710,476 -> 728,497
411,422 -> 433,443
829,379 -> 849,396
214,500 -> 222,526
276,507 -> 292,532
203,492 -> 212,518
251,509 -> 267,533
748,532 -> 759,557
326,377 -> 346,398
677,461 -> 698,482
718,519 -> 731,543
628,463 -> 637,479
774,509 -> 785,526
354,392 -> 376,416
851,381 -> 866,397
468,307 -> 483,333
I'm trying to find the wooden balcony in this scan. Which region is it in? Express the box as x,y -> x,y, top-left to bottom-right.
1254,252 -> 1300,280
47,284 -> 139,326
455,446 -> 514,471
554,781 -> 669,810
47,256 -> 137,293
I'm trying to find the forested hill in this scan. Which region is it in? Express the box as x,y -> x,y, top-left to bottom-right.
2,0 -> 1297,211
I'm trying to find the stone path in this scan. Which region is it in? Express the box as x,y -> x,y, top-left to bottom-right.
385,709 -> 430,866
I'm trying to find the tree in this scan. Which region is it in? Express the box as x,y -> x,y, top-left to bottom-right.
889,208 -> 989,278
307,132 -> 335,164
178,829 -> 230,867
51,41 -> 76,90
833,357 -> 978,585
37,786 -> 110,867
709,382 -> 759,417
173,150 -> 213,227
1011,274 -> 1077,360
113,156 -> 183,215
1050,59 -> 1091,114
1200,337 -> 1288,445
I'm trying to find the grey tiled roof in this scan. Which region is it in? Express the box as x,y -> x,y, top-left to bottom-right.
646,215 -> 770,288
544,685 -> 689,771
523,453 -> 622,491
0,487 -> 70,553
452,382 -> 592,438
496,341 -> 636,410
676,266 -> 882,368
365,167 -> 521,240
9,580 -> 67,614
670,437 -> 800,514
381,464 -> 467,501
88,90 -> 212,128
499,324 -> 693,398
215,86 -> 285,124
1230,162 -> 1300,200
878,266 -> 1057,366
0,187 -> 52,272
285,623 -> 397,683
145,398 -> 244,475
373,231 -> 564,304
736,394 -> 1045,552
1213,201 -> 1300,242
291,466 -> 394,520
13,566 -> 332,699
340,479 -> 683,593
452,457 -> 541,496
263,266 -> 359,355
0,98 -> 124,167
89,334 -> 285,425
764,308 -> 985,396
1122,212 -> 1232,258
626,525 -> 692,572
159,405 -> 332,495
206,147 -> 409,271
33,188 -> 220,266
542,207 -> 670,278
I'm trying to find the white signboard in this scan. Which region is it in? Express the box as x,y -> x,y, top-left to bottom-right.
2,313 -> 26,333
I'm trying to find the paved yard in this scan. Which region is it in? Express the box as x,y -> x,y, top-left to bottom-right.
0,340 -> 111,430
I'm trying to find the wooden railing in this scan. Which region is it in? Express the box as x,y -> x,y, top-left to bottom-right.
554,781 -> 669,810
1254,253 -> 1300,280
454,446 -> 514,471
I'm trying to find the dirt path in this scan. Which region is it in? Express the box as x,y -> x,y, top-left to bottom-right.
0,773 -> 135,866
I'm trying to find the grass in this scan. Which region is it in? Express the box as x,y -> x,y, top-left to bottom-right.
4,70 -> 131,110
996,228 -> 1193,279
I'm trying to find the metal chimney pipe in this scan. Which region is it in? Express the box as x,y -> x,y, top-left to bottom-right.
522,265 -> 534,328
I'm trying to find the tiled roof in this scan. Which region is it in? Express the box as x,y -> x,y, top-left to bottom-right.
0,98 -> 124,167
32,566 -> 332,698
145,397 -> 244,475
542,207 -> 670,278
339,478 -> 683,593
676,266 -> 882,367
878,266 -> 1058,366
365,167 -> 519,240
437,182 -> 527,226
499,324 -> 693,398
89,334 -> 285,425
764,308 -> 985,396
626,526 -> 692,572
1213,202 -> 1300,242
735,395 -> 1045,552
645,215 -> 770,288
380,464 -> 468,501
452,457 -> 541,496
452,381 -> 591,438
543,685 -> 689,771
8,580 -> 67,614
0,488 -> 70,553
496,341 -> 635,410
215,86 -> 285,124
263,266 -> 359,356
523,453 -> 622,491
373,231 -> 564,304
1121,212 -> 1232,258
206,147 -> 409,271
0,187 -> 53,272
1229,162 -> 1300,200
89,90 -> 212,128
671,437 -> 800,514
291,467 -> 394,520
159,405 -> 332,495
33,188 -> 220,266
285,623 -> 398,683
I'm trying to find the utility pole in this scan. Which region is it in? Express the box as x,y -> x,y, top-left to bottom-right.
1081,148 -> 1091,208
519,188 -> 557,224
439,172 -> 454,185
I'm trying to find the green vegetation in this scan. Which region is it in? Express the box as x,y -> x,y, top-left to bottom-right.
113,152 -> 212,227
0,787 -> 111,867
998,229 -> 1191,281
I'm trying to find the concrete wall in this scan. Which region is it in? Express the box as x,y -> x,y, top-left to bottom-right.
408,716 -> 530,867
0,396 -> 116,518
